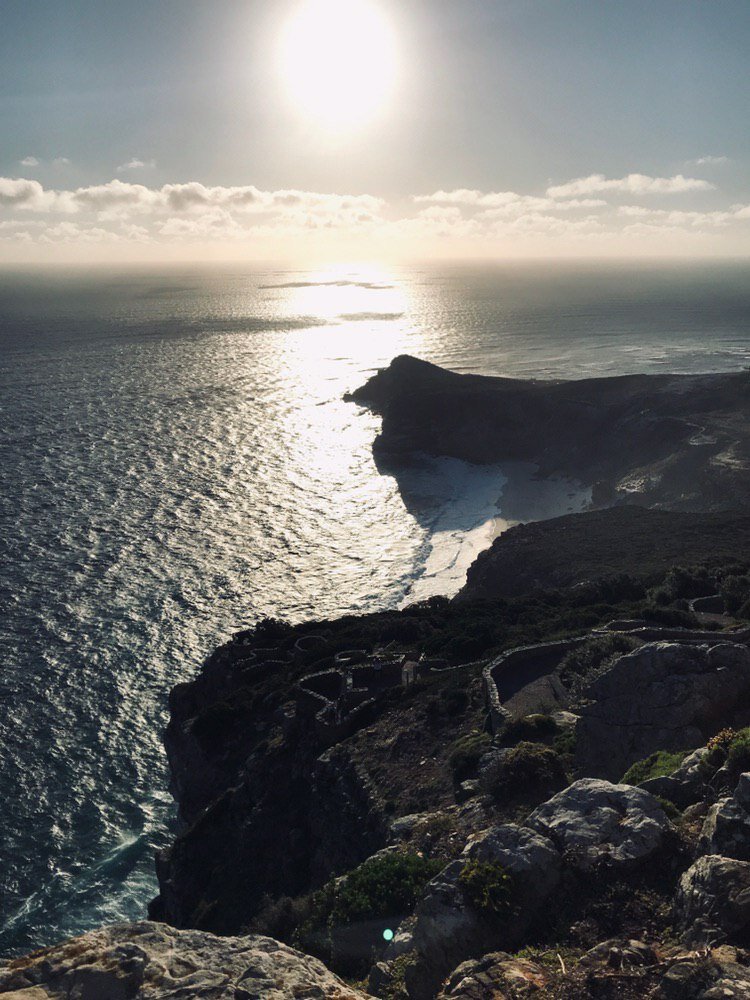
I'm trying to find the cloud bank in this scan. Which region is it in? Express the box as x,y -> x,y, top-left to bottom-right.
0,169 -> 747,260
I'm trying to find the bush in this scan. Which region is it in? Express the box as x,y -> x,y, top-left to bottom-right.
558,635 -> 639,695
621,749 -> 689,785
553,726 -> 577,763
721,575 -> 750,615
327,852 -> 444,928
448,731 -> 491,780
459,860 -> 512,916
501,713 -> 559,746
641,605 -> 700,629
727,728 -> 750,778
488,742 -> 568,800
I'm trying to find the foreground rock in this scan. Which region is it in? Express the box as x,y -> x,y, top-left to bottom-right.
574,643 -> 750,780
0,922 -> 370,999
698,773 -> 750,861
675,855 -> 750,947
526,778 -> 671,869
408,824 -> 561,997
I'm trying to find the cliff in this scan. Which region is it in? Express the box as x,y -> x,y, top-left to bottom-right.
349,354 -> 750,512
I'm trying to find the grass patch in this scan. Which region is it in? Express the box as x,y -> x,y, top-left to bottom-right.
621,749 -> 689,785
448,731 -> 491,781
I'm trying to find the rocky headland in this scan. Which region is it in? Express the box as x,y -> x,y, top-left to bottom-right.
8,357 -> 750,999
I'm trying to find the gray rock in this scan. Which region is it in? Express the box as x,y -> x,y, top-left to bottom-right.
525,778 -> 671,870
410,824 -> 561,998
697,773 -> 750,862
437,952 -> 550,997
574,642 -> 750,780
0,921 -> 371,999
581,938 -> 657,969
675,855 -> 750,946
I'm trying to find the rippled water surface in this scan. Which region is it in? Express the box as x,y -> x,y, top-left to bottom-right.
2,260 -> 750,952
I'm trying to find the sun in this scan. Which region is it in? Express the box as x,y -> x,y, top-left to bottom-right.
279,0 -> 397,131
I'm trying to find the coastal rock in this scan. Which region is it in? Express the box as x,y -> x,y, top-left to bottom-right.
525,778 -> 671,870
674,855 -> 750,946
698,774 -> 750,861
409,824 -> 561,996
0,922 -> 370,999
574,642 -> 750,780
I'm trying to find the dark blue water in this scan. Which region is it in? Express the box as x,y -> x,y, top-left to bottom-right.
2,259 -> 750,953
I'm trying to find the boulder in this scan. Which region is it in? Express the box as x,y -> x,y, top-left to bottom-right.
0,922 -> 371,1000
674,855 -> 750,946
525,778 -> 671,870
409,824 -> 561,998
698,774 -> 750,861
574,642 -> 750,780
657,947 -> 750,999
581,938 -> 657,969
437,952 -> 550,998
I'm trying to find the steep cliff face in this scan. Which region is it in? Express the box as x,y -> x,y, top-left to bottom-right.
349,355 -> 750,512
151,625 -> 394,934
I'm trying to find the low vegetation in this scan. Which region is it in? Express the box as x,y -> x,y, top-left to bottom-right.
621,749 -> 690,786
447,731 -> 491,781
458,859 -> 513,916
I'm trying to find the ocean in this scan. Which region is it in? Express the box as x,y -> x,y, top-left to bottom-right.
2,259 -> 750,953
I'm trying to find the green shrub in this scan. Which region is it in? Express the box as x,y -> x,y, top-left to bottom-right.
656,796 -> 681,821
621,749 -> 689,785
720,575 -> 750,615
641,605 -> 700,629
459,860 -> 512,916
558,635 -> 639,695
727,728 -> 750,778
501,713 -> 559,745
327,852 -> 444,928
552,726 -> 577,762
488,742 -> 568,800
448,731 -> 491,780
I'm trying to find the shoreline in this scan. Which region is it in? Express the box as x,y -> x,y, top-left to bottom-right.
401,458 -> 591,606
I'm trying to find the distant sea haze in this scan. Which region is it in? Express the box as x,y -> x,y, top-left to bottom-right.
1,260 -> 750,953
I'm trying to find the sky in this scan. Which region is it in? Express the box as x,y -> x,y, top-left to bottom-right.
1,0 -> 750,262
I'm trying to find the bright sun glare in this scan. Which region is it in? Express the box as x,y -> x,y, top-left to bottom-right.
280,0 -> 397,131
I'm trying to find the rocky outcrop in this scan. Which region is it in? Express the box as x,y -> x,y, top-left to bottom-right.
698,773 -> 750,861
574,643 -> 750,780
437,951 -> 551,997
0,922 -> 370,999
675,855 -> 750,947
350,355 -> 750,514
526,778 -> 671,870
408,824 -> 561,997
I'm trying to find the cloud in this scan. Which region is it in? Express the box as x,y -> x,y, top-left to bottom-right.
53,157 -> 71,167
20,157 -> 39,168
687,155 -> 729,167
1,170 -> 748,257
547,173 -> 715,198
415,189 -> 607,216
0,177 -> 47,208
117,158 -> 155,172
